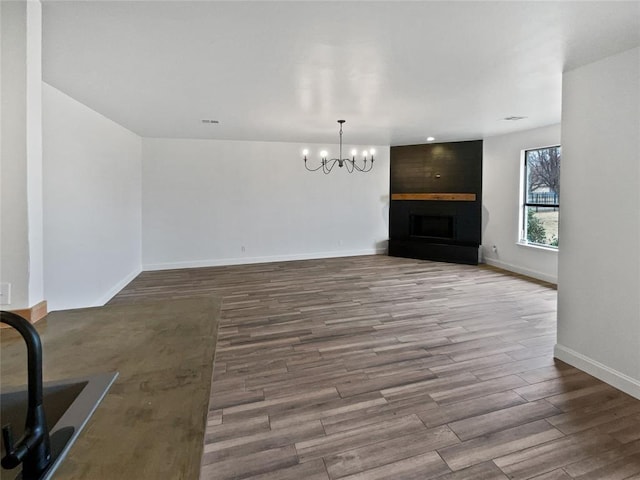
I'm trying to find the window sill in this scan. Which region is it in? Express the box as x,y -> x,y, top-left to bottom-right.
517,241 -> 559,252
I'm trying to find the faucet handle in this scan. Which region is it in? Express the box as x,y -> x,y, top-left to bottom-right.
1,424 -> 22,469
2,424 -> 14,453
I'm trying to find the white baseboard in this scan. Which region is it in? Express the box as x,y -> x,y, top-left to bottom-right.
483,257 -> 557,284
142,248 -> 386,272
96,265 -> 143,306
47,266 -> 143,312
554,343 -> 640,400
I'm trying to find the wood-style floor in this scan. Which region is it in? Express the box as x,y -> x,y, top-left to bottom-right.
111,255 -> 640,480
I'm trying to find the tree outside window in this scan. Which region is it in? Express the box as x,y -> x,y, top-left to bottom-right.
522,146 -> 560,248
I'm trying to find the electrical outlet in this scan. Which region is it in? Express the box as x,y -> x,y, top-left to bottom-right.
0,283 -> 11,305
492,245 -> 498,253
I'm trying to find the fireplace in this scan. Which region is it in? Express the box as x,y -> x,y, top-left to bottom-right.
410,215 -> 454,239
389,140 -> 482,265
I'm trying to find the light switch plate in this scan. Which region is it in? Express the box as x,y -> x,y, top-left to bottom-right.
0,283 -> 11,305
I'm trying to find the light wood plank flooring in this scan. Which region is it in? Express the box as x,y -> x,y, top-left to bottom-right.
111,255 -> 640,480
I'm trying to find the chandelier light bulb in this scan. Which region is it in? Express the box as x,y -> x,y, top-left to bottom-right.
302,149 -> 309,156
351,149 -> 357,156
369,148 -> 376,155
362,150 -> 368,157
320,150 -> 328,158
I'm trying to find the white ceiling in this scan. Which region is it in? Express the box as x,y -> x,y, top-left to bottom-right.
42,1 -> 640,146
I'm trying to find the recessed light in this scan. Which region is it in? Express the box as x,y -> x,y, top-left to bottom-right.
426,136 -> 435,142
201,119 -> 220,124
504,116 -> 527,121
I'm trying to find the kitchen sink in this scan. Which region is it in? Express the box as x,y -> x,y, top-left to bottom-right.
1,372 -> 118,480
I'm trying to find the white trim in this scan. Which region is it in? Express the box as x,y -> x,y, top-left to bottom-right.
516,241 -> 559,253
483,257 -> 557,284
518,149 -> 527,241
142,248 -> 387,272
554,344 -> 640,400
96,266 -> 143,305
524,143 -> 563,152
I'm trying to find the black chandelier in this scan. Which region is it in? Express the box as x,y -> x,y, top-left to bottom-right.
303,120 -> 374,174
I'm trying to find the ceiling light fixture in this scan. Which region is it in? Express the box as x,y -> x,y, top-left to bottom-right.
303,120 -> 374,174
426,136 -> 435,142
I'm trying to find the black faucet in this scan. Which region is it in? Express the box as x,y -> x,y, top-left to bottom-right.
1,311 -> 51,479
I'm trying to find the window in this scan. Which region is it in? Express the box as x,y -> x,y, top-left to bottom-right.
521,146 -> 560,248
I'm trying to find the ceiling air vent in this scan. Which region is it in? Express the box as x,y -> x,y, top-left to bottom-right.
201,119 -> 219,124
504,116 -> 527,121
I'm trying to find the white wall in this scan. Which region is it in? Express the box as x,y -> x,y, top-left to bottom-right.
482,125 -> 561,283
142,138 -> 389,269
42,83 -> 142,311
0,0 -> 44,309
556,47 -> 640,398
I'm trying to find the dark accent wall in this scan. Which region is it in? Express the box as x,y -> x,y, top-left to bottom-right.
389,140 -> 483,265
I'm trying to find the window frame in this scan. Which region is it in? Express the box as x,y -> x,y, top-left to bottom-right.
519,145 -> 561,249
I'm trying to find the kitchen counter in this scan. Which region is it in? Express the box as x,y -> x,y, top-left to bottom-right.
1,296 -> 220,479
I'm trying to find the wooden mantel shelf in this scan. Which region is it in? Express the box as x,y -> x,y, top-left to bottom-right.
391,193 -> 477,201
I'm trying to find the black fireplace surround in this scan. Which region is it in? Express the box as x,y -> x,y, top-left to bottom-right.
388,140 -> 482,265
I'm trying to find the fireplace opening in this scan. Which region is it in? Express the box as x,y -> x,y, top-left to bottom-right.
410,215 -> 455,240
